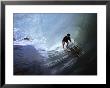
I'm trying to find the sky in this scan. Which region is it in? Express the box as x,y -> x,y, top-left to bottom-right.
13,13 -> 97,51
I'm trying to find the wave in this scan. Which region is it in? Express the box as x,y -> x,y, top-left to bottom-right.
14,40 -> 96,75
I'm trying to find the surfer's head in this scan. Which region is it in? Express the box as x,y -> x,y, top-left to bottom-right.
67,34 -> 70,37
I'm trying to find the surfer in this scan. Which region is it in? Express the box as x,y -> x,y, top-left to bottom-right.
62,34 -> 71,48
23,37 -> 30,40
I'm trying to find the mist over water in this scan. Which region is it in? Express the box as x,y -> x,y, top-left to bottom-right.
14,13 -> 97,51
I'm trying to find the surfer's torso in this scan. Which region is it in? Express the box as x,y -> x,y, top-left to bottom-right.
62,36 -> 71,42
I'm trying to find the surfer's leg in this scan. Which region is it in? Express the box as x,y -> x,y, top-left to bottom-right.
62,41 -> 65,48
66,42 -> 69,48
